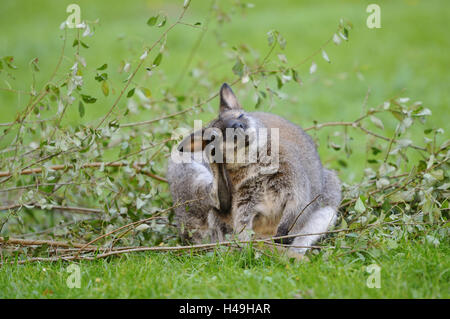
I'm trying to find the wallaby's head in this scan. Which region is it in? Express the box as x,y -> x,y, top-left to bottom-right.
177,83 -> 267,165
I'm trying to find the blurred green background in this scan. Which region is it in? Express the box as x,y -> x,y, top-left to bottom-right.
0,0 -> 449,181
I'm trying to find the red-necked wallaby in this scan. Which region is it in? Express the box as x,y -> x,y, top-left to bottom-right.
168,83 -> 341,255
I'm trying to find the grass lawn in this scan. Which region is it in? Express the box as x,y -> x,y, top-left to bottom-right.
0,0 -> 449,299
1,240 -> 448,298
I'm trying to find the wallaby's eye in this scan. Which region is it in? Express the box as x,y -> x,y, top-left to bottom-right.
237,114 -> 244,119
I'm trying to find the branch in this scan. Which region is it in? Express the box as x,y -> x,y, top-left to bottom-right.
339,155 -> 449,209
1,220 -> 437,265
0,161 -> 167,183
74,197 -> 204,256
0,203 -> 103,214
0,237 -> 97,249
287,194 -> 321,233
304,119 -> 426,152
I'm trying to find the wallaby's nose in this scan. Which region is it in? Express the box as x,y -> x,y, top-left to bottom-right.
231,122 -> 245,130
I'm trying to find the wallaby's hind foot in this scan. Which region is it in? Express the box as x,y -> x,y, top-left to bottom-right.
289,206 -> 337,255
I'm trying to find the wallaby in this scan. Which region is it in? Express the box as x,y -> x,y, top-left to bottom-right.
174,83 -> 341,256
167,131 -> 232,244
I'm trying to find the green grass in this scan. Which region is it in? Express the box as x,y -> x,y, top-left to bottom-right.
0,0 -> 449,299
1,240 -> 448,298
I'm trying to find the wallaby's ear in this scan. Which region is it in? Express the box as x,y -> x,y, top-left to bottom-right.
220,83 -> 242,113
177,129 -> 206,152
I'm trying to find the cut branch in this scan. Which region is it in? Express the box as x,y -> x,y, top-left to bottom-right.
0,203 -> 103,214
0,237 -> 97,249
0,161 -> 167,183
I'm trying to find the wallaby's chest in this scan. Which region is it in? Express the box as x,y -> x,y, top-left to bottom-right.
227,166 -> 291,236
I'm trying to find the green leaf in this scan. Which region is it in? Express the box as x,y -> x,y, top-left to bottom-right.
78,101 -> 85,118
355,197 -> 366,214
157,16 -> 167,27
3,56 -> 17,69
276,76 -> 283,89
142,88 -> 152,98
152,53 -> 163,67
127,88 -> 135,98
94,73 -> 108,82
343,27 -> 349,39
291,68 -> 302,85
277,33 -> 286,50
371,146 -> 381,155
255,96 -> 262,109
267,31 -> 275,46
97,64 -> 108,70
322,50 -> 330,63
72,39 -> 89,49
147,15 -> 159,26
81,94 -> 97,104
330,142 -> 341,151
101,81 -> 109,97
337,159 -> 347,167
370,115 -> 384,130
232,58 -> 244,77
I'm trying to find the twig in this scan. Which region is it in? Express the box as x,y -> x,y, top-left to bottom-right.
119,76 -> 242,128
15,218 -> 95,238
0,161 -> 167,183
0,203 -> 103,214
0,87 -> 33,96
74,198 -> 204,257
0,181 -> 93,193
304,118 -> 426,152
287,194 -> 321,233
5,220 -> 437,266
0,237 -> 97,249
339,155 -> 449,209
174,1 -> 214,89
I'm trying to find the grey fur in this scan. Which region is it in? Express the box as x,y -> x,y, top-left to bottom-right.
214,84 -> 342,254
167,151 -> 232,244
167,83 -> 342,254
